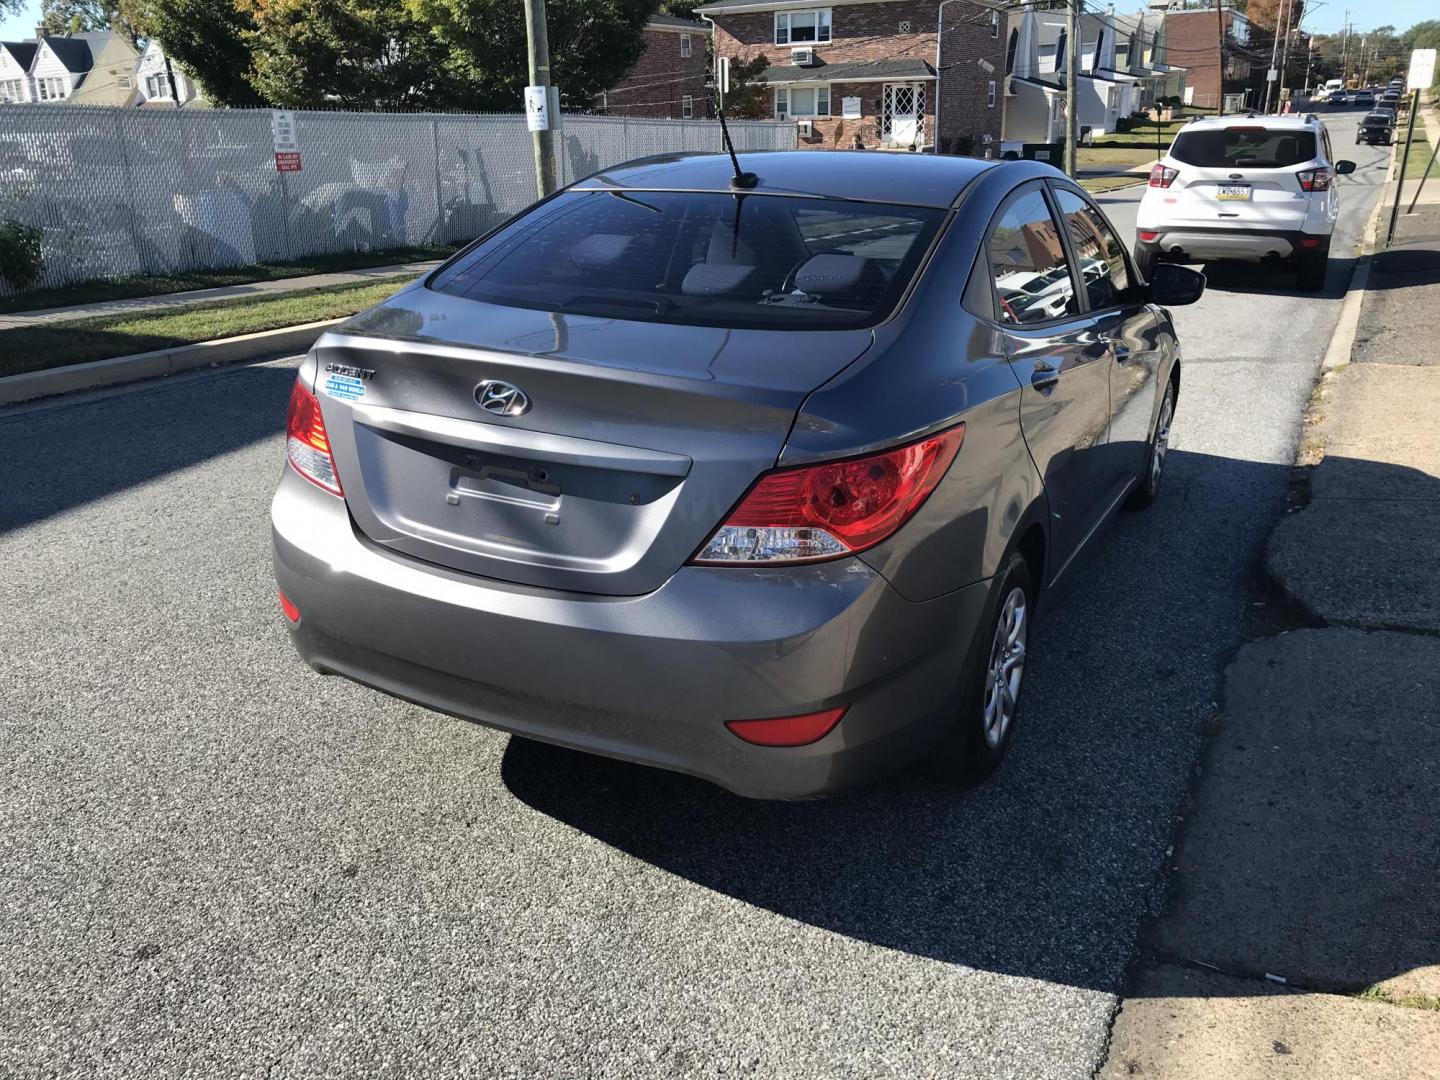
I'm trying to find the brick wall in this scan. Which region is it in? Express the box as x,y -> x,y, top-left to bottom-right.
711,0 -> 1004,153
1164,9 -> 1251,109
603,26 -> 710,118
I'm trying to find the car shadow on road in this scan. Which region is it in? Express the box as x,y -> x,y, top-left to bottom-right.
1193,256 -> 1358,300
0,362 -> 294,536
500,445 -> 1440,997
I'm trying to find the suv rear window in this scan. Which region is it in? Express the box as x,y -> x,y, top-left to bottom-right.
429,190 -> 946,331
1169,127 -> 1318,169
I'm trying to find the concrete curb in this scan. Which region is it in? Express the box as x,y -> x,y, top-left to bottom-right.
0,318 -> 343,406
1320,140 -> 1400,372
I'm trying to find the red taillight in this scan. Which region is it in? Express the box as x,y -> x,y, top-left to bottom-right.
692,424 -> 966,565
726,706 -> 848,747
286,379 -> 343,496
1148,163 -> 1178,188
1138,230 -> 1159,242
1298,236 -> 1324,249
278,589 -> 300,623
1297,167 -> 1332,192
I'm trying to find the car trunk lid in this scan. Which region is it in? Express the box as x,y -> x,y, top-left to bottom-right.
312,286 -> 876,596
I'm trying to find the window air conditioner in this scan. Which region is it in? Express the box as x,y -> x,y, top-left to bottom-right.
791,47 -> 816,66
796,119 -> 814,136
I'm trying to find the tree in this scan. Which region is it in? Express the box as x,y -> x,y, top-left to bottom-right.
412,0 -> 656,111
129,0 -> 267,107
40,0 -> 144,41
239,0 -> 456,109
719,53 -> 770,119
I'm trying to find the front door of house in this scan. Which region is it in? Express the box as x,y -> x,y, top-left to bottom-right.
883,83 -> 925,148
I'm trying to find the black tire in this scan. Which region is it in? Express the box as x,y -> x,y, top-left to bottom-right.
1132,243 -> 1158,281
1126,378 -> 1175,510
1296,250 -> 1328,292
927,553 -> 1035,784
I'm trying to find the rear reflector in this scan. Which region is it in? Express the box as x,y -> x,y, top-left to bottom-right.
692,424 -> 965,565
1298,237 -> 1324,249
278,589 -> 300,623
286,379 -> 343,496
1138,230 -> 1159,242
725,706 -> 848,747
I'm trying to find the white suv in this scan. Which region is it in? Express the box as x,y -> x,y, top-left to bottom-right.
1134,114 -> 1356,291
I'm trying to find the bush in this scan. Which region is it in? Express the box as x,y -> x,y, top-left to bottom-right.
0,219 -> 44,292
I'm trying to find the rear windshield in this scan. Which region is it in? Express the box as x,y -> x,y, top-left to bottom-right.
1170,128 -> 1318,168
428,190 -> 946,330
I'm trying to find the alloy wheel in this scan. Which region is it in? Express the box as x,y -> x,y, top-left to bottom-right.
1149,389 -> 1174,494
982,586 -> 1027,750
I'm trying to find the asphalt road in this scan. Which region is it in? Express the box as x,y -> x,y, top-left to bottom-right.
0,112 -> 1390,1079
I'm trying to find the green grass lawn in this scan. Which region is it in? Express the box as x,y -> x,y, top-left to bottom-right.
0,276 -> 413,379
1079,174 -> 1147,193
1397,126 -> 1438,182
0,245 -> 456,316
1076,145 -> 1159,170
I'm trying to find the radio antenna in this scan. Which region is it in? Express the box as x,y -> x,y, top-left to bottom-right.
716,98 -> 757,189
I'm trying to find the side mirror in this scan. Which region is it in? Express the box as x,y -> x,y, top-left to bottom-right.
1147,262 -> 1205,306
1336,160 -> 1357,175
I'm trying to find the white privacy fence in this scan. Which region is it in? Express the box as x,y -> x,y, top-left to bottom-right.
0,107 -> 795,297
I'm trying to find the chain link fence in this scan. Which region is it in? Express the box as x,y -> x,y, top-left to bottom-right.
0,106 -> 794,298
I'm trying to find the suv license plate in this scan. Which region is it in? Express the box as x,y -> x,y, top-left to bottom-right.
1216,184 -> 1251,201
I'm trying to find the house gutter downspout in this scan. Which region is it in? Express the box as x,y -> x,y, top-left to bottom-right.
934,0 -> 962,153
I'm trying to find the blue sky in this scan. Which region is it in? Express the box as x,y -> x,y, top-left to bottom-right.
1,0 -> 1434,44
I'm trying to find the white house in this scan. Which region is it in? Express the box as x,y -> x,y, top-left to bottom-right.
0,41 -> 36,103
1002,7 -> 1125,151
135,39 -> 203,106
1111,10 -> 1186,108
28,34 -> 98,101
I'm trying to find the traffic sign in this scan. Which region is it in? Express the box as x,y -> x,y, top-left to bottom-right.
1407,49 -> 1436,92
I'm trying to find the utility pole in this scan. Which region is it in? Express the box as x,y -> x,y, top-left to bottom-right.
1339,14 -> 1350,84
1277,0 -> 1295,109
1215,0 -> 1228,114
1265,0 -> 1284,112
523,0 -> 558,198
1064,0 -> 1079,176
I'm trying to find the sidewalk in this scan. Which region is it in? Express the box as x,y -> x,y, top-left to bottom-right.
0,260 -> 441,330
1101,174 -> 1440,1078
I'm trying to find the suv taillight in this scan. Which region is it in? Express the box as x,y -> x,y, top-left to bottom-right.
691,425 -> 965,565
1297,167 -> 1333,192
1149,164 -> 1178,188
286,379 -> 343,496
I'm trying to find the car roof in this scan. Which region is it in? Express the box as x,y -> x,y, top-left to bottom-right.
576,150 -> 1002,209
1178,114 -> 1322,131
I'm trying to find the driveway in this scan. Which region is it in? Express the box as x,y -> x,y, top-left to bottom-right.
0,112 -> 1390,1079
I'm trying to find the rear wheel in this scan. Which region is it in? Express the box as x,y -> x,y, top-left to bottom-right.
928,553 -> 1035,784
1132,243 -> 1158,281
1296,249 -> 1328,292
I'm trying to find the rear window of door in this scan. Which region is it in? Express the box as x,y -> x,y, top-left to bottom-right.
1169,127 -> 1318,168
428,190 -> 946,331
983,183 -> 1081,326
1053,188 -> 1133,310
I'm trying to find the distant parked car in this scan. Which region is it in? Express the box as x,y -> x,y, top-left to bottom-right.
1353,89 -> 1375,107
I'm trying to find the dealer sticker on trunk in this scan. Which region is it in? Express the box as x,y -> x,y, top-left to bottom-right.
323,363 -> 373,401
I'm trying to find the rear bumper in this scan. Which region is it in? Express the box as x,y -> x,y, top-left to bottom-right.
271,468 -> 990,800
1136,227 -> 1328,264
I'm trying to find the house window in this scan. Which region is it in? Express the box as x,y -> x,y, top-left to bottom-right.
774,85 -> 830,119
1006,28 -> 1019,74
682,94 -> 694,119
0,78 -> 23,102
991,10 -> 1000,37
36,77 -> 68,100
987,80 -> 997,108
145,72 -> 171,98
775,9 -> 831,45
680,34 -> 692,58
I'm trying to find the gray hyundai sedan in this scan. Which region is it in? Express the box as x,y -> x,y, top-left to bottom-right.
272,151 -> 1203,799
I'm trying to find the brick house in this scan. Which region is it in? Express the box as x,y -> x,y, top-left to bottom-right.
1163,5 -> 1259,111
695,0 -> 1007,154
600,14 -> 711,119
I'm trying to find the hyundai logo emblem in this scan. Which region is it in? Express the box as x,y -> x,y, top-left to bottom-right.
474,379 -> 531,417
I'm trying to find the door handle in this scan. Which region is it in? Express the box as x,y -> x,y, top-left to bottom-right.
1099,335 -> 1132,362
1030,360 -> 1060,390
